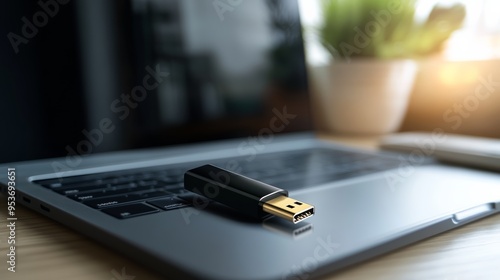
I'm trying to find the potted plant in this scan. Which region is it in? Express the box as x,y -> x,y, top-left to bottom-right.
310,0 -> 465,134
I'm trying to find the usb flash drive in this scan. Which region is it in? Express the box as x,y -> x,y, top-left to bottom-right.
184,164 -> 314,224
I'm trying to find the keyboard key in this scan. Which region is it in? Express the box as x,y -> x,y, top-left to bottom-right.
157,175 -> 183,184
68,185 -> 156,201
162,183 -> 184,189
100,176 -> 137,185
55,183 -> 113,195
36,174 -> 102,188
97,183 -> 166,199
177,193 -> 211,205
101,203 -> 159,219
165,187 -> 190,195
137,180 -> 159,187
83,191 -> 171,208
147,197 -> 190,210
42,182 -> 63,189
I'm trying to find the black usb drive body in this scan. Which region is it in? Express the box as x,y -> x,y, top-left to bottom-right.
184,164 -> 314,223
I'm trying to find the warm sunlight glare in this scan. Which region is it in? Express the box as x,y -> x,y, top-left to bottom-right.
444,32 -> 500,61
436,0 -> 500,61
439,63 -> 480,85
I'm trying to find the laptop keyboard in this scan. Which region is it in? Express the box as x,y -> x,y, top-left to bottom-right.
34,148 -> 402,219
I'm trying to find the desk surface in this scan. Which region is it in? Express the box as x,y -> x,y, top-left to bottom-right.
1,135 -> 500,280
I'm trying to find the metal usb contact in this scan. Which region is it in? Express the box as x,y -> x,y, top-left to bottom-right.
263,196 -> 315,224
184,164 -> 315,224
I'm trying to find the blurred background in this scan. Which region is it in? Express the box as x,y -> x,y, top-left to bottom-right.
1,0 -> 499,164
300,0 -> 500,138
0,0 -> 310,164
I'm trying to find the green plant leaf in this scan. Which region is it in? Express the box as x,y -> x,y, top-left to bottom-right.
318,0 -> 465,59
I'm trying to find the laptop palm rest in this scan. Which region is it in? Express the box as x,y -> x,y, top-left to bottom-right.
76,163 -> 499,279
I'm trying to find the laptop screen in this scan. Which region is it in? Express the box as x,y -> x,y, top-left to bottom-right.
1,0 -> 311,163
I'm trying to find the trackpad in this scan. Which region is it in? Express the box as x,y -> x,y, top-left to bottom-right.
292,164 -> 500,250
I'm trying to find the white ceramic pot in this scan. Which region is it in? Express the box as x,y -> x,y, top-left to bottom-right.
310,59 -> 418,135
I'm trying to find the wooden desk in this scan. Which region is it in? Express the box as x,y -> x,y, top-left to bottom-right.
1,136 -> 500,280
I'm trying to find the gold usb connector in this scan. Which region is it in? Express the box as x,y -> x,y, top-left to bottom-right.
185,165 -> 315,224
263,196 -> 314,224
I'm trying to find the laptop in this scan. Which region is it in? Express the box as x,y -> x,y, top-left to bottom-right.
2,1 -> 500,279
